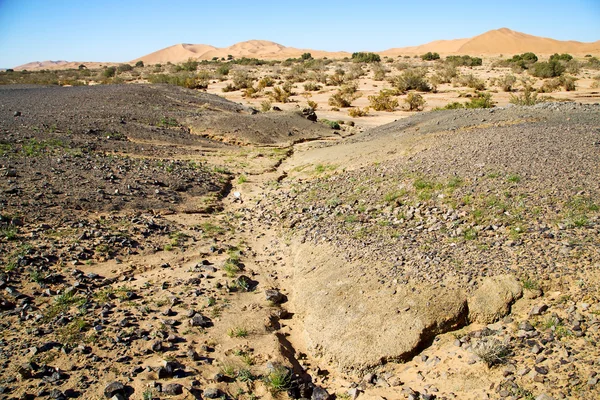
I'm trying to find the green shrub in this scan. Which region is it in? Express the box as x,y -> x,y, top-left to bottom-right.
148,73 -> 208,89
509,52 -> 538,69
103,66 -> 116,78
368,90 -> 398,111
351,52 -> 381,63
321,119 -> 341,130
509,85 -> 542,105
117,64 -> 133,72
390,69 -> 431,92
328,91 -> 353,108
135,60 -> 144,68
421,52 -> 440,61
530,60 -> 565,78
216,64 -> 230,76
465,92 -> 494,108
303,82 -> 321,91
269,86 -> 290,103
301,52 -> 312,60
446,55 -> 482,66
348,107 -> 369,117
549,53 -> 573,62
404,92 -> 425,111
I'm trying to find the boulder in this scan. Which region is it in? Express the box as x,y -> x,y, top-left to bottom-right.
468,275 -> 523,324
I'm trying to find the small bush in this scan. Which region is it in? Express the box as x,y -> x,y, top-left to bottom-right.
368,90 -> 399,111
509,52 -> 538,69
264,365 -> 292,393
348,107 -> 369,117
269,86 -> 291,103
421,52 -> 440,61
307,100 -> 318,110
509,85 -> 542,105
456,73 -> 485,90
390,69 -> 431,92
372,62 -> 387,81
303,82 -> 321,91
260,100 -> 272,112
117,64 -> 133,73
404,92 -> 425,111
321,119 -> 341,130
473,338 -> 510,367
328,92 -> 352,108
530,60 -> 565,78
549,53 -> 573,62
103,66 -> 116,78
301,52 -> 312,60
257,76 -> 274,90
351,52 -> 381,63
216,64 -> 230,76
135,60 -> 144,68
232,71 -> 254,89
465,92 -> 494,109
446,55 -> 482,66
498,74 -> 517,92
180,58 -> 199,71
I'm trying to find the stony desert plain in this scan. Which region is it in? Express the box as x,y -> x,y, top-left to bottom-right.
1,28 -> 600,400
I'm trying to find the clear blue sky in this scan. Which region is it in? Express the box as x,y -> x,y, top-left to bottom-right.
0,0 -> 599,68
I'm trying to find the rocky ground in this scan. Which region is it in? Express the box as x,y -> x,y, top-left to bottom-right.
1,85 -> 599,400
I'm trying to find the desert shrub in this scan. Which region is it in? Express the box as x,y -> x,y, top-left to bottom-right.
232,71 -> 254,89
103,66 -> 117,78
473,338 -> 510,367
564,59 -> 580,75
509,85 -> 542,105
328,91 -> 354,108
372,62 -> 388,81
303,82 -> 321,91
509,52 -> 538,69
321,119 -> 341,130
257,76 -> 274,90
465,92 -> 494,108
301,52 -> 312,60
430,64 -> 458,86
180,58 -> 199,71
404,92 -> 426,111
222,83 -> 236,92
307,100 -> 318,110
549,53 -> 573,62
307,70 -> 328,84
242,87 -> 259,98
455,73 -> 485,90
117,64 -> 133,72
498,74 -> 517,91
135,60 -> 144,68
530,60 -> 565,78
368,90 -> 399,111
148,73 -> 208,89
286,64 -> 307,82
231,57 -> 269,66
436,101 -> 465,110
446,55 -> 482,66
328,69 -> 346,86
216,64 -> 230,76
539,78 -> 562,93
347,63 -> 367,80
348,107 -> 369,117
351,52 -> 381,63
562,75 -> 576,91
260,100 -> 272,112
421,52 -> 440,61
390,69 -> 431,92
592,75 -> 600,89
588,57 -> 600,69
269,86 -> 291,103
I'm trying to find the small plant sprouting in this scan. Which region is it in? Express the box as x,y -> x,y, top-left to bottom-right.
228,326 -> 249,338
473,338 -> 511,367
264,365 -> 292,393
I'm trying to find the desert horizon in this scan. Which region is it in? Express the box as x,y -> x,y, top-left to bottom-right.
8,28 -> 600,71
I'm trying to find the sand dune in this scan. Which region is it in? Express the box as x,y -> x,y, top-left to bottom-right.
133,39 -> 351,64
13,28 -> 600,70
383,28 -> 600,56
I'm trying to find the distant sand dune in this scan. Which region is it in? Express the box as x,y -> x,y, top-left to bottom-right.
13,28 -> 600,70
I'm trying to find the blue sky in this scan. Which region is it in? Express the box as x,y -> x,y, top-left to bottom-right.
0,0 -> 599,68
